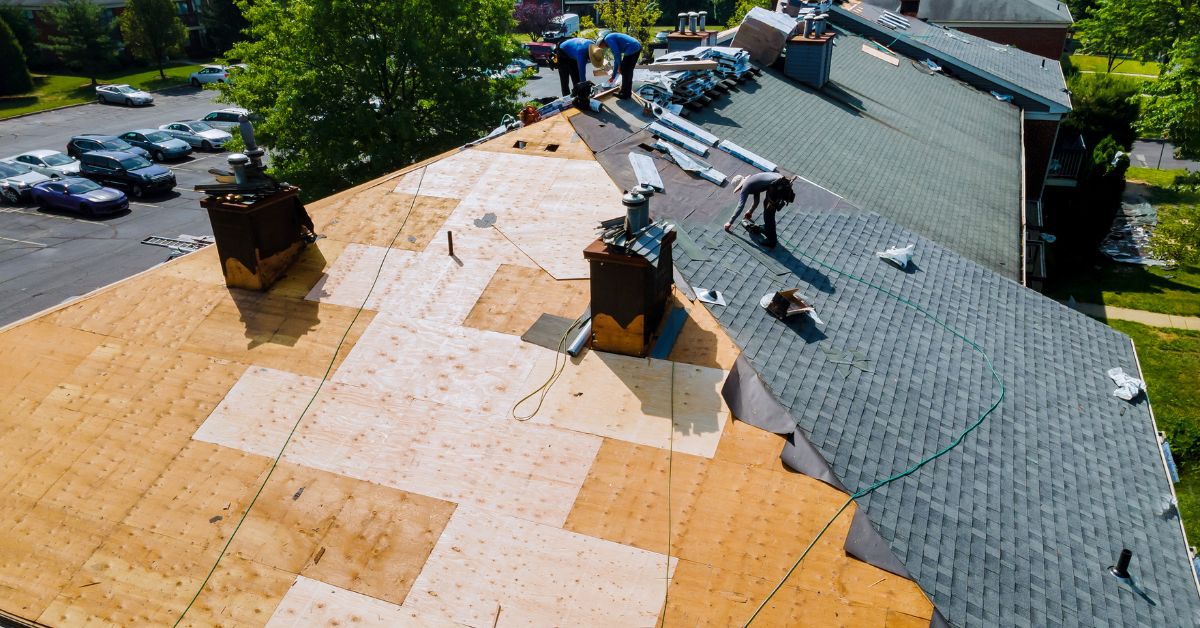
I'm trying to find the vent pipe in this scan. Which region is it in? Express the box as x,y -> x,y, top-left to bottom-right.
802,15 -> 815,37
228,153 -> 250,185
1110,549 -> 1133,580
699,11 -> 707,31
688,11 -> 698,33
678,12 -> 687,32
813,14 -> 828,36
623,191 -> 649,233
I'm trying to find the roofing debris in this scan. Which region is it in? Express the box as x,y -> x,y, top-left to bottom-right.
1101,201 -> 1171,266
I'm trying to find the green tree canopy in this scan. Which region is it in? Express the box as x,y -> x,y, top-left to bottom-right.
596,0 -> 662,48
1075,0 -> 1181,72
1062,72 -> 1142,150
0,15 -> 33,95
120,0 -> 187,80
200,0 -> 248,54
0,4 -> 38,66
219,0 -> 524,200
729,0 -> 771,28
42,0 -> 119,85
1140,34 -> 1200,157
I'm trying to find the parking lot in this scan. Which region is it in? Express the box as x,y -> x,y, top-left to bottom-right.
0,86 -> 229,325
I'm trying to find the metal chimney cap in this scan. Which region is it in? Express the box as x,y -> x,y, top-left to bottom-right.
227,153 -> 251,166
622,190 -> 648,206
633,183 -> 656,196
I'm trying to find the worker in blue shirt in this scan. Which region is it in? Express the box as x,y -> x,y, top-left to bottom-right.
596,31 -> 642,99
556,37 -> 595,97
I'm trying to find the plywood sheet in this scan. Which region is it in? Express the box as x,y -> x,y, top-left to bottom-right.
0,408 -> 110,502
669,296 -> 742,371
313,181 -> 459,250
179,555 -> 296,628
475,114 -> 596,161
303,243 -> 417,311
0,497 -> 112,621
403,507 -> 675,627
193,366 -> 324,459
266,576 -> 446,627
392,149 -> 499,200
462,264 -> 589,336
181,289 -> 375,378
332,317 -> 549,417
198,369 -> 601,526
0,321 -> 107,419
522,350 -> 729,458
712,416 -> 790,471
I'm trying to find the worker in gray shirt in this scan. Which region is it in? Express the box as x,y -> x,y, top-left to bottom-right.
725,172 -> 796,248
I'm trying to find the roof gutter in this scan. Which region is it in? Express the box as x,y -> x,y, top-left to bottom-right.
830,6 -> 1071,115
1020,109 -> 1027,287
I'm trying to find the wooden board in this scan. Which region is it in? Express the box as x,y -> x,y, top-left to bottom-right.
266,576 -> 445,627
313,181 -> 459,250
668,295 -> 742,371
197,372 -> 602,527
521,350 -> 729,458
303,244 -> 417,311
0,321 -> 107,420
462,264 -> 589,337
474,114 -> 596,161
862,43 -> 901,66
178,555 -> 297,627
402,506 -> 675,626
392,149 -> 499,200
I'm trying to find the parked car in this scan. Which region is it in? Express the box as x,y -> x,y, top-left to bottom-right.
503,58 -> 538,78
524,42 -> 556,66
157,121 -> 232,150
199,108 -> 251,131
118,129 -> 193,161
3,150 -> 81,177
77,150 -> 175,198
95,84 -> 154,106
66,134 -> 151,160
31,177 -> 128,217
188,64 -> 247,87
0,160 -> 56,205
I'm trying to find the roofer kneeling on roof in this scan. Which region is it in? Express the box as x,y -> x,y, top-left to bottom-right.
557,37 -> 598,97
596,31 -> 642,100
725,173 -> 798,249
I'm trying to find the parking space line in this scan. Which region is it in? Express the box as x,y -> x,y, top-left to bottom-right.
0,235 -> 47,247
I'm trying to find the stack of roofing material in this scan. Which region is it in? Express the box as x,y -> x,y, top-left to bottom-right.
731,6 -> 799,65
633,68 -> 722,107
657,46 -> 754,80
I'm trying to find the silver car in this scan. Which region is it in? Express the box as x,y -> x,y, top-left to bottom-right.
158,121 -> 233,151
0,160 -> 56,205
3,150 -> 81,177
96,84 -> 155,106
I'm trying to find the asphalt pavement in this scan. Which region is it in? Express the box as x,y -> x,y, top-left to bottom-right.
0,86 -> 227,326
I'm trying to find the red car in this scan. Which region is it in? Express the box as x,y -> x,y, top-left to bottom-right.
524,42 -> 556,67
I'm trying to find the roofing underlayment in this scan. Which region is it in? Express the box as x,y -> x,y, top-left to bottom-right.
568,100 -> 1200,625
0,113 -> 937,626
837,2 -> 1072,113
685,31 -> 1024,280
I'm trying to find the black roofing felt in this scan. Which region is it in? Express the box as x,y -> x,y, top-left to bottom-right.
683,36 -> 1024,280
569,110 -> 1200,627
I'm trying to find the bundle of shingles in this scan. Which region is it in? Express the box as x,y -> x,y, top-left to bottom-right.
633,46 -> 758,108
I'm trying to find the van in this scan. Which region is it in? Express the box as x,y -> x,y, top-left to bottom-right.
542,13 -> 580,42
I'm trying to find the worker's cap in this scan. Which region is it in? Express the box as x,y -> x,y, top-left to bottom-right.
588,43 -> 607,68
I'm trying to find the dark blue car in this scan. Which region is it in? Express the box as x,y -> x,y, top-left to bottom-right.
31,177 -> 128,216
66,134 -> 151,160
77,150 -> 175,198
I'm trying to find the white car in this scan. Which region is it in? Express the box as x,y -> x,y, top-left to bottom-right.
199,107 -> 251,131
96,84 -> 154,106
189,64 -> 246,87
3,150 -> 81,177
158,121 -> 233,151
0,161 -> 56,205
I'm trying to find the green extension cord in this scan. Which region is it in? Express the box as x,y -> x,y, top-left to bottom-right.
743,233 -> 1006,626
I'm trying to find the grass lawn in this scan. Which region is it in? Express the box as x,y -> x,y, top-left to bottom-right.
1048,167 -> 1200,316
1066,53 -> 1161,76
1108,320 -> 1200,539
0,62 -> 209,120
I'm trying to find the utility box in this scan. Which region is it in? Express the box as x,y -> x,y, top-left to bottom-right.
202,187 -> 307,291
584,192 -> 676,357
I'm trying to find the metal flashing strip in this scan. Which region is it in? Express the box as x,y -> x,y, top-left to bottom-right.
717,140 -> 778,172
655,109 -> 720,146
655,141 -> 727,186
628,152 -> 665,192
648,122 -> 711,157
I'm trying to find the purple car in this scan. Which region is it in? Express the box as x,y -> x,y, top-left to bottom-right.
31,177 -> 128,217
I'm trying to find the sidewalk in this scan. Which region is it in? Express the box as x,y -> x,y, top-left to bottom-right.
1072,301 -> 1200,331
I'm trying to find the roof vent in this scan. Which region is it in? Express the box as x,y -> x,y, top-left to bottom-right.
1109,548 -> 1132,581
877,11 -> 910,31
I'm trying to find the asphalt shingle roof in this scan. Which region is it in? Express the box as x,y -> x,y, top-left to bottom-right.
669,199 -> 1200,628
687,35 -> 1023,280
917,0 -> 1074,25
835,3 -> 1072,112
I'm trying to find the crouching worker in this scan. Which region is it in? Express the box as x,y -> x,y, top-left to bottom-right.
724,173 -> 798,249
596,31 -> 642,100
557,37 -> 596,97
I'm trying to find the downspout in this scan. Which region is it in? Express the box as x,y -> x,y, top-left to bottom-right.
1020,109 -> 1028,287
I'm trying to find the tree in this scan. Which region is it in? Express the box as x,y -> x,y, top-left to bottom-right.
200,0 -> 249,53
219,0 -> 524,200
120,0 -> 187,80
729,0 -> 771,27
1140,35 -> 1200,157
0,4 -> 38,66
596,0 -> 662,49
0,16 -> 32,95
515,3 -> 558,42
1062,72 -> 1141,149
41,0 -> 118,86
1074,0 -> 1180,72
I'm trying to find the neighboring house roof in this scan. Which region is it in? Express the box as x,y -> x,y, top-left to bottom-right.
571,103 -> 1198,624
919,0 -> 1074,25
688,32 -> 1024,280
837,1 -> 1072,113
